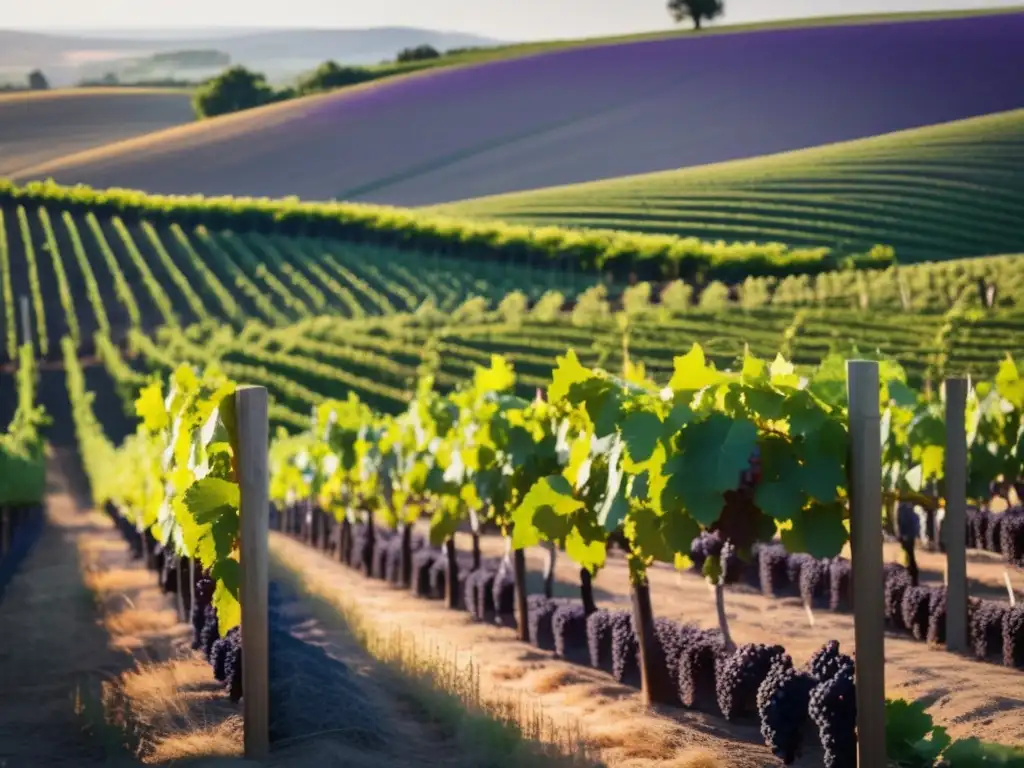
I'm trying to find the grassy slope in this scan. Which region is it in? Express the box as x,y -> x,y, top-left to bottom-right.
368,5 -> 1024,74
431,110 -> 1024,263
9,9 -> 1024,208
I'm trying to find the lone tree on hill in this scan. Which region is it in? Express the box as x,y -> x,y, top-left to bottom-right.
667,0 -> 724,30
192,65 -> 275,118
27,70 -> 49,90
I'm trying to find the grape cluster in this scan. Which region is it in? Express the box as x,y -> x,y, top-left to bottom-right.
191,573 -> 216,649
1004,604 -> 1024,668
716,643 -> 786,721
804,640 -> 852,684
689,531 -> 723,571
650,618 -> 695,700
677,630 -> 725,711
552,603 -> 588,658
464,564 -> 500,621
971,600 -> 1008,660
988,514 -> 1006,554
371,533 -> 393,580
828,558 -> 852,612
411,548 -> 439,598
883,564 -> 913,630
1001,514 -> 1024,565
199,604 -> 220,660
212,627 -> 240,682
491,570 -> 516,620
610,614 -> 639,684
758,544 -> 792,598
808,662 -> 857,768
527,595 -> 568,650
901,586 -> 937,641
799,558 -> 830,610
585,610 -> 617,671
926,589 -> 948,645
786,553 -> 815,590
757,654 -> 815,764
226,639 -> 243,702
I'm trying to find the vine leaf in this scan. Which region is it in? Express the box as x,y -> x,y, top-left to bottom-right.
620,410 -> 662,464
669,344 -> 724,392
183,477 -> 240,525
663,414 -> 758,524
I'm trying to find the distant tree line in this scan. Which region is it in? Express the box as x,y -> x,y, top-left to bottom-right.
192,43 -> 447,118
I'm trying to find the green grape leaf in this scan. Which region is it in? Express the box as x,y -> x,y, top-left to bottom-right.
629,505 -> 673,563
995,356 -> 1024,409
660,511 -> 700,555
135,381 -> 168,432
620,410 -> 662,464
597,484 -> 629,531
663,414 -> 757,524
212,569 -> 241,635
669,344 -> 723,392
787,502 -> 848,558
511,475 -> 583,547
183,477 -> 240,525
549,349 -> 591,404
755,479 -> 806,521
565,528 -> 606,572
920,444 -> 944,481
745,386 -> 786,421
783,391 -> 831,438
429,507 -> 461,546
664,400 -> 695,436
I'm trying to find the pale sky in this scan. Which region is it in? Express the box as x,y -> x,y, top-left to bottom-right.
5,0 -> 1022,41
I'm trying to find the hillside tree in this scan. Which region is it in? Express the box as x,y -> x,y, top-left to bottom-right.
396,44 -> 441,63
667,0 -> 724,30
191,65 -> 276,119
27,70 -> 49,90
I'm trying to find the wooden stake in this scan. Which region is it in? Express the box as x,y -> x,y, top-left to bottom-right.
235,386 -> 269,760
1005,570 -> 1017,607
944,378 -> 968,653
846,360 -> 887,768
19,295 -> 31,348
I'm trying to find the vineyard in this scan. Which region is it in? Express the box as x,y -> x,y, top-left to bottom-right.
433,109 -> 1024,264
43,318 -> 1024,766
2,152 -> 1024,764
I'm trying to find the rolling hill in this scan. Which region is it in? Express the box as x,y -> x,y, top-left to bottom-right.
0,88 -> 194,178
10,12 -> 1024,206
0,27 -> 503,86
430,109 -> 1024,263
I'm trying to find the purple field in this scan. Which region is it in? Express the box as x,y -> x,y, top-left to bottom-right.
13,13 -> 1024,206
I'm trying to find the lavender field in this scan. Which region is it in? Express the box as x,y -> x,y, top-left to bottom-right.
13,12 -> 1024,207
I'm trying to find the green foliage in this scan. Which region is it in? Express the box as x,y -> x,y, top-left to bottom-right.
0,179 -> 895,285
396,45 -> 441,63
886,697 -> 1024,767
0,344 -> 47,505
192,66 -> 276,119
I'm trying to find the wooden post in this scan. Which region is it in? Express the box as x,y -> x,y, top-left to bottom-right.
847,361 -> 886,768
19,295 -> 31,348
944,378 -> 968,653
235,386 -> 269,760
513,548 -> 529,642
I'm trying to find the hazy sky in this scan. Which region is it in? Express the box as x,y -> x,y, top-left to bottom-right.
7,0 -> 1022,41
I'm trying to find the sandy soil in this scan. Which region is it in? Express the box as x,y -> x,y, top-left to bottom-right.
0,89 -> 193,178
10,16 -> 1024,206
432,527 -> 1024,748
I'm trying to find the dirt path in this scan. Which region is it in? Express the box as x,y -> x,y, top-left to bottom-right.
270,532 -> 763,768
0,452 -> 138,768
441,528 -> 1024,748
